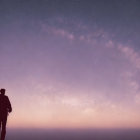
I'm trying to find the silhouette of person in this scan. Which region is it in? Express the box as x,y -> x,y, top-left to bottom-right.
0,89 -> 12,140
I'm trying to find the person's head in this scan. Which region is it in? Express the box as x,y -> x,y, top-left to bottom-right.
0,88 -> 6,95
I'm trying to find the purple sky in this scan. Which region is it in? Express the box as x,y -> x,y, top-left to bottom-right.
0,0 -> 140,128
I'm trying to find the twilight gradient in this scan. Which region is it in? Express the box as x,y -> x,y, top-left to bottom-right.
0,0 -> 140,129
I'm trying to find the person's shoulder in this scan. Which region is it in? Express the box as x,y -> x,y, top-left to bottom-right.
4,95 -> 8,98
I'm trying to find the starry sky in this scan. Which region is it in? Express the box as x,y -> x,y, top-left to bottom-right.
0,0 -> 140,128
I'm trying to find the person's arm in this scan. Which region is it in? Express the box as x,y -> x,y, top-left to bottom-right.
7,96 -> 12,113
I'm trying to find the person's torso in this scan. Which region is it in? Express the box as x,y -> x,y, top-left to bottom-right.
0,95 -> 9,113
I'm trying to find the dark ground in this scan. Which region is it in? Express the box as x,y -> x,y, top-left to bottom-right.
6,128 -> 140,140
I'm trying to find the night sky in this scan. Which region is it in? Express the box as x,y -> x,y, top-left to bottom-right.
0,0 -> 140,128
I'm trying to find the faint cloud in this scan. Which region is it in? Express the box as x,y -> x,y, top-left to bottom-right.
40,18 -> 110,46
121,71 -> 139,91
82,108 -> 96,116
122,71 -> 134,78
129,81 -> 139,91
118,45 -> 140,69
52,28 -> 74,40
106,40 -> 114,48
40,21 -> 75,41
118,45 -> 140,97
79,35 -> 85,41
135,94 -> 140,105
61,96 -> 81,107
